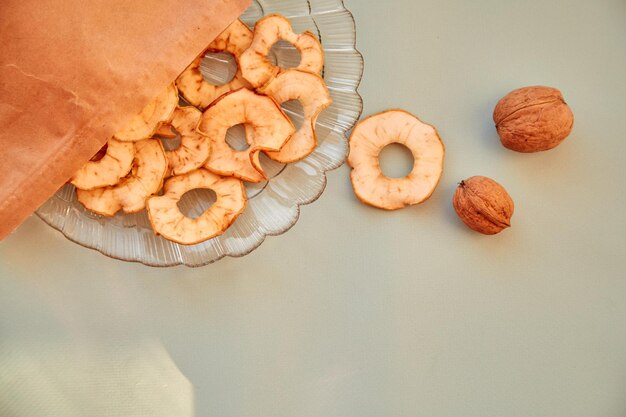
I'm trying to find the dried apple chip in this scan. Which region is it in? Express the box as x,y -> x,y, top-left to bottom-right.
348,110 -> 445,210
146,168 -> 246,245
259,69 -> 332,163
71,139 -> 134,190
114,84 -> 178,142
76,139 -> 168,215
165,107 -> 210,176
198,88 -> 295,183
239,14 -> 324,88
176,19 -> 253,109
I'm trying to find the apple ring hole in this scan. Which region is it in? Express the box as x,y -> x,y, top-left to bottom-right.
280,99 -> 304,131
225,124 -> 250,151
269,40 -> 302,69
177,188 -> 217,219
200,51 -> 238,86
378,143 -> 414,179
158,129 -> 182,152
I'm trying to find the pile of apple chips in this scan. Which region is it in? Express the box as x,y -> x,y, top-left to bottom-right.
72,15 -> 332,245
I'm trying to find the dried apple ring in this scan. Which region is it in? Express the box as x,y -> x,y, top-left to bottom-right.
114,84 -> 178,142
348,110 -> 445,210
198,88 -> 295,183
76,139 -> 168,216
258,69 -> 332,163
165,107 -> 210,176
71,139 -> 134,190
176,19 -> 253,109
239,14 -> 324,88
146,169 -> 246,245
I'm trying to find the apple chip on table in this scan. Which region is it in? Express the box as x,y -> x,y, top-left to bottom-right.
347,110 -> 445,210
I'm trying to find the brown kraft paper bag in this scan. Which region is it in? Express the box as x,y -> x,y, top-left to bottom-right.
0,0 -> 251,239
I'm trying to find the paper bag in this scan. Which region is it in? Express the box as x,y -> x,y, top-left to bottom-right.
0,0 -> 251,239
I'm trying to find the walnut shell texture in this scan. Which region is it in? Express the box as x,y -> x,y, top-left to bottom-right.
493,86 -> 574,153
453,176 -> 514,235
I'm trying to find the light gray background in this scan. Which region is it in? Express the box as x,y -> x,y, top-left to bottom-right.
1,0 -> 625,416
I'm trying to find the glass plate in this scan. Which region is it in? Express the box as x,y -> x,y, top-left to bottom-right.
36,0 -> 363,267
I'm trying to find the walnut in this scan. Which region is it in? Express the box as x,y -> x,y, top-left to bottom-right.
452,176 -> 514,235
493,86 -> 574,152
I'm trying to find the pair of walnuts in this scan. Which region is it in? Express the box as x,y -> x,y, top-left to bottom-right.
453,86 -> 574,235
348,85 -> 574,235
